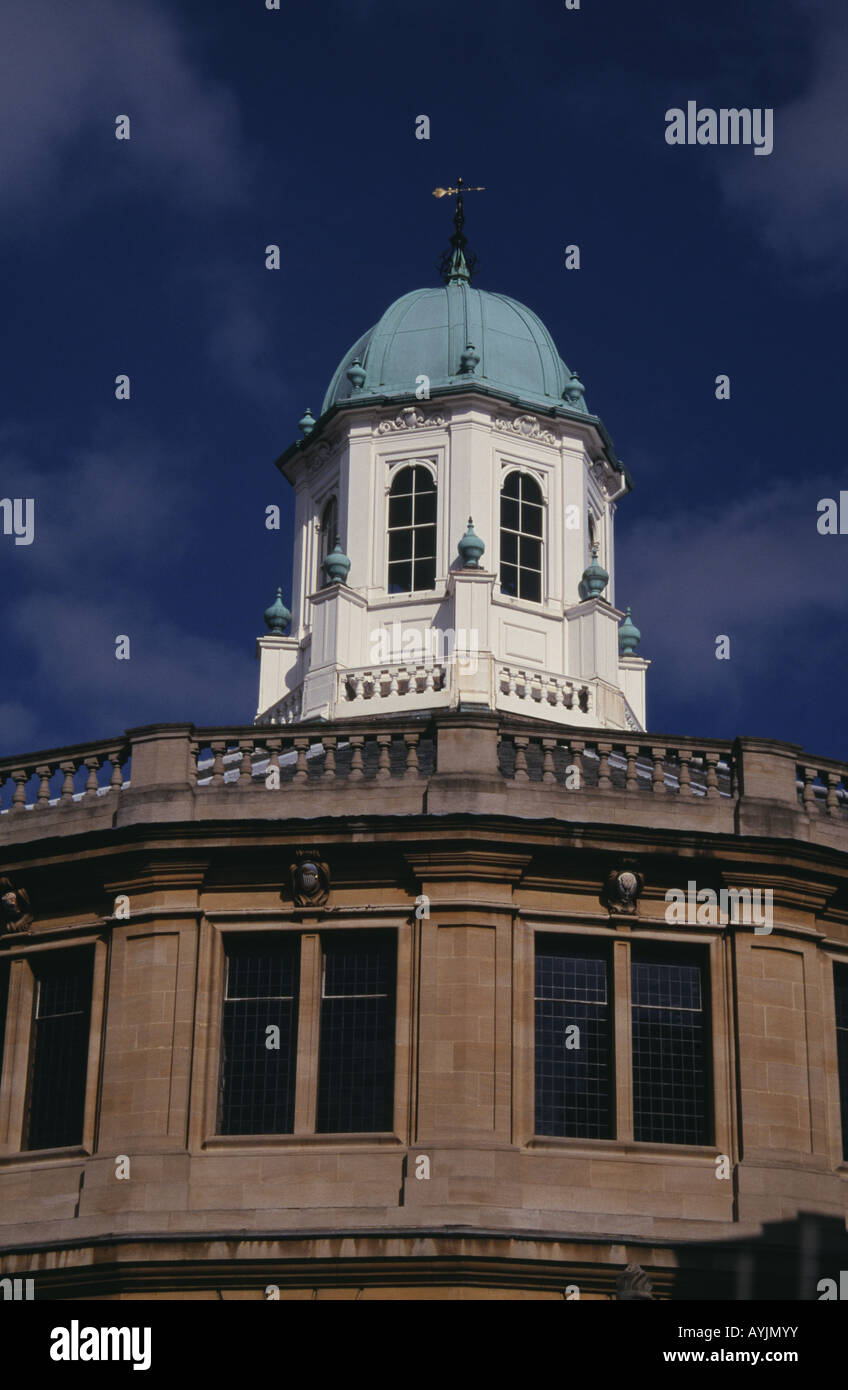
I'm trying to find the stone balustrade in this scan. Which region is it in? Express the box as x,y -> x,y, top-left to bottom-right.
1,718 -> 847,845
339,662 -> 448,704
0,736 -> 131,815
498,727 -> 736,797
497,665 -> 590,714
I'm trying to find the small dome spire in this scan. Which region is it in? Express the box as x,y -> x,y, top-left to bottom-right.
457,516 -> 485,568
581,543 -> 609,599
458,342 -> 480,375
322,535 -> 351,586
563,370 -> 586,410
619,606 -> 641,655
264,587 -> 291,634
346,357 -> 366,391
298,407 -> 316,436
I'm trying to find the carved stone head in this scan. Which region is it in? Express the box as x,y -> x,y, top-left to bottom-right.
0,878 -> 33,933
289,851 -> 330,907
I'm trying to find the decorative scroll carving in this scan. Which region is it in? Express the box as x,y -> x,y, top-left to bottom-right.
376,407 -> 447,433
495,414 -> 557,447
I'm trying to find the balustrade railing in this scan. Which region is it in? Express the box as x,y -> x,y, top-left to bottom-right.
191,723 -> 435,787
498,728 -> 736,798
498,665 -> 590,714
0,737 -> 131,815
340,663 -> 447,704
796,758 -> 848,817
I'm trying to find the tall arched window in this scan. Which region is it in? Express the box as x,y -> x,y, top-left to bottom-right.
318,496 -> 338,579
500,471 -> 543,602
387,466 -> 436,593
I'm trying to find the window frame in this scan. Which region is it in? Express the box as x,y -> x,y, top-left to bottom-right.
499,468 -> 545,605
386,462 -> 438,596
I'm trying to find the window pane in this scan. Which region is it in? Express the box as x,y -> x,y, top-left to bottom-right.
501,530 -> 517,566
413,489 -> 436,525
519,536 -> 541,573
502,471 -> 521,498
218,937 -> 299,1135
535,941 -> 612,1138
317,934 -> 396,1133
521,500 -> 544,537
412,556 -> 436,590
389,468 -> 416,497
631,951 -> 709,1145
388,493 -> 413,529
501,563 -> 519,597
835,965 -> 848,1161
26,951 -> 93,1150
500,497 -> 519,532
388,560 -> 413,593
519,568 -> 541,603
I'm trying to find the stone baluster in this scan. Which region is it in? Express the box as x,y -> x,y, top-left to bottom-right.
376,734 -> 392,781
424,666 -> 435,692
293,737 -> 309,783
403,732 -> 420,779
265,737 -> 282,785
108,751 -> 125,791
388,669 -> 398,697
678,748 -> 693,797
624,744 -> 639,793
704,751 -> 720,799
513,737 -> 530,782
541,737 -> 557,784
83,756 -> 101,799
801,765 -> 817,811
597,742 -> 613,791
349,735 -> 365,781
651,746 -> 666,796
60,760 -> 77,803
210,741 -> 226,787
323,736 -> 337,779
35,763 -> 52,809
239,740 -> 254,783
563,683 -> 574,710
10,768 -> 28,813
826,771 -> 841,816
568,739 -> 584,789
350,674 -> 363,702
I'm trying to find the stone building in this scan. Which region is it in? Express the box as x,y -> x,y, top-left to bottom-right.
1,191 -> 847,1299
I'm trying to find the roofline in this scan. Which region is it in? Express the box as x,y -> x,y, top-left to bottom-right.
275,384 -> 634,491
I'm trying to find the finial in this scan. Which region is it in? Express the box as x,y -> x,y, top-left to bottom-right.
298,407 -> 316,436
458,341 -> 480,374
321,535 -> 351,586
457,516 -> 485,568
434,177 -> 485,284
264,586 -> 292,634
346,356 -> 366,392
581,542 -> 609,599
564,370 -> 586,410
619,606 -> 641,655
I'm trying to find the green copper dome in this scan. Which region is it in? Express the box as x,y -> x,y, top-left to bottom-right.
321,281 -> 588,418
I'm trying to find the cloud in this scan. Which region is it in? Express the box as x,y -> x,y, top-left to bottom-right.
0,0 -> 248,212
616,475 -> 846,700
717,5 -> 848,280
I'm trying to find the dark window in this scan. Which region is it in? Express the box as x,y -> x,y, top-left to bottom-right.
535,939 -> 612,1138
500,471 -> 543,602
218,937 -> 300,1135
317,934 -> 396,1133
387,466 -> 437,593
26,951 -> 93,1151
631,948 -> 709,1145
319,496 -> 338,576
835,965 -> 848,1161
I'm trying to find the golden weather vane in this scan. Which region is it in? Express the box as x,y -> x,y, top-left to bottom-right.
433,178 -> 485,283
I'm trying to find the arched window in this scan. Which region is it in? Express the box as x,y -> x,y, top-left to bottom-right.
500,471 -> 543,602
387,466 -> 436,593
319,496 -> 338,578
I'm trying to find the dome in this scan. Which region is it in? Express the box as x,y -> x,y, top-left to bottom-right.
321,281 -> 588,417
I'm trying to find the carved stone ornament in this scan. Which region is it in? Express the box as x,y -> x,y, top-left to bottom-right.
604,864 -> 644,915
615,1263 -> 654,1301
306,440 -> 333,471
376,407 -> 447,434
289,851 -> 330,907
0,877 -> 33,933
494,414 -> 557,447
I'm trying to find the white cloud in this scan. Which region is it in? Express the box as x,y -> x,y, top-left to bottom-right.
0,0 -> 247,211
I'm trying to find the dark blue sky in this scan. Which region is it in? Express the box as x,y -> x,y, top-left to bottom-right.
2,0 -> 846,759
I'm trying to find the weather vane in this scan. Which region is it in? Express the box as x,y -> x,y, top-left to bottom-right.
433,177 -> 485,283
